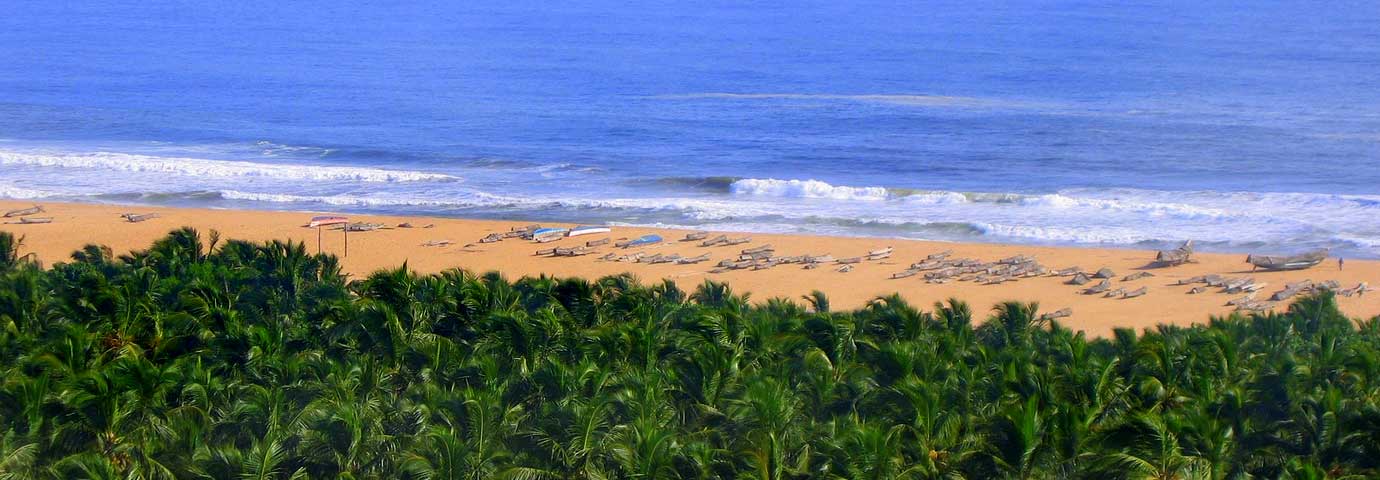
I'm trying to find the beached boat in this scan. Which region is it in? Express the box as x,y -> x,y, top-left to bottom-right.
1153,240 -> 1194,267
868,246 -> 893,257
532,227 -> 570,243
122,213 -> 161,223
677,253 -> 711,264
617,234 -> 663,248
4,205 -> 44,218
6,216 -> 52,224
567,225 -> 611,237
1247,249 -> 1328,271
682,231 -> 709,241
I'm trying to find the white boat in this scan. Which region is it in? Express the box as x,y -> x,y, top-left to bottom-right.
308,215 -> 349,228
532,228 -> 570,243
567,225 -> 611,237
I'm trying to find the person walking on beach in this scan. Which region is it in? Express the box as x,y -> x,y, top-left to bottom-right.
1339,257 -> 1344,271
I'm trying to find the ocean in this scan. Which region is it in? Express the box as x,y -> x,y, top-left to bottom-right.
2,1 -> 1379,257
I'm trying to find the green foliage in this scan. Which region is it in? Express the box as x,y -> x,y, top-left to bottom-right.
1,229 -> 1379,479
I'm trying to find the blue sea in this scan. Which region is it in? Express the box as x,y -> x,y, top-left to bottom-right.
3,1 -> 1379,257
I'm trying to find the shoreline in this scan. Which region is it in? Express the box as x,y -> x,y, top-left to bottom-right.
4,200 -> 1376,336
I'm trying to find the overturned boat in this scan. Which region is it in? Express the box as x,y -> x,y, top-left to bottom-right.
1247,248 -> 1328,271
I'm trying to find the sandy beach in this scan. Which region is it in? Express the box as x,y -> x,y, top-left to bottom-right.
3,200 -> 1375,336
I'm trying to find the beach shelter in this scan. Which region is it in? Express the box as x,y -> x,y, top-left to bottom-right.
308,215 -> 350,256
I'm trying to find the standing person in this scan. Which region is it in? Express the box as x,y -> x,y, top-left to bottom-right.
1339,257 -> 1344,271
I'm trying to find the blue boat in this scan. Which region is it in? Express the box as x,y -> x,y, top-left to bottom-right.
532,227 -> 570,243
617,234 -> 662,248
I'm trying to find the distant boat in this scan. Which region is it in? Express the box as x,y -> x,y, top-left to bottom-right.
532,227 -> 570,243
567,225 -> 611,237
617,234 -> 663,248
309,215 -> 349,228
1247,249 -> 1328,271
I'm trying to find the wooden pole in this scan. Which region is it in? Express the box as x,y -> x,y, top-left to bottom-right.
317,226 -> 322,254
344,224 -> 348,257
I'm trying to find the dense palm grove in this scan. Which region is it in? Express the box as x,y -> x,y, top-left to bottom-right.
2,229 -> 1380,479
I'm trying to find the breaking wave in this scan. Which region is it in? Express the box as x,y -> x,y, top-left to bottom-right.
0,150 -> 458,183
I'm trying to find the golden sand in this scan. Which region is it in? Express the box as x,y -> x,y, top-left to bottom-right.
3,200 -> 1375,336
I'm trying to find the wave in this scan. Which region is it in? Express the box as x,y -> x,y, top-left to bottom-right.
0,150 -> 458,183
638,176 -> 743,192
0,183 -> 59,200
1018,193 -> 1234,219
729,178 -> 890,201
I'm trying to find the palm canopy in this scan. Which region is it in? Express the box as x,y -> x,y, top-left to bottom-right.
0,228 -> 1377,479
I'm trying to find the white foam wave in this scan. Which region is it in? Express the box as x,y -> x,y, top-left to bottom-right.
974,223 -> 1161,244
1020,193 -> 1233,219
730,178 -> 890,201
899,191 -> 971,205
0,183 -> 61,200
0,150 -> 457,183
219,190 -> 511,208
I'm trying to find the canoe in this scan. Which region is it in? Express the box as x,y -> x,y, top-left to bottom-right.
3,205 -> 43,218
617,234 -> 663,248
568,225 -> 611,237
1247,249 -> 1328,271
532,228 -> 570,243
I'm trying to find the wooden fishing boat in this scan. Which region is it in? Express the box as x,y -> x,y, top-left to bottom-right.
6,216 -> 52,224
3,205 -> 43,218
677,253 -> 711,264
1153,240 -> 1194,267
682,231 -> 709,241
122,213 -> 161,223
1247,249 -> 1328,271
